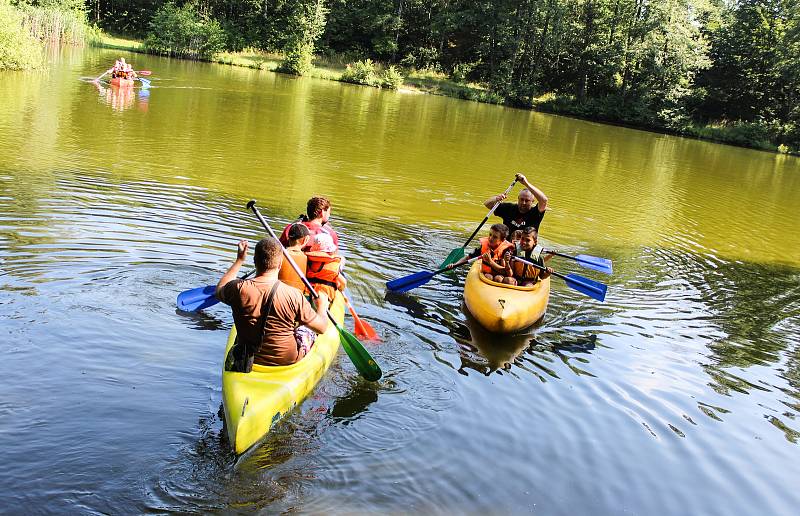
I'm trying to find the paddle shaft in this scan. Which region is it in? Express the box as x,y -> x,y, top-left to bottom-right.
511,256 -> 562,280
247,201 -> 337,326
512,255 -> 607,302
542,250 -> 583,265
460,178 -> 517,248
386,255 -> 481,292
436,255 -> 481,276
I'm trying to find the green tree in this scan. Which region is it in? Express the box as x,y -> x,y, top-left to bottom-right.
277,0 -> 327,75
144,1 -> 226,60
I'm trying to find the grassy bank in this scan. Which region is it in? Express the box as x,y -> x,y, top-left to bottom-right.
94,34 -> 797,156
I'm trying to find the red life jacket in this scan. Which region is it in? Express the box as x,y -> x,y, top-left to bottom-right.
280,220 -> 339,251
478,237 -> 514,275
305,251 -> 341,289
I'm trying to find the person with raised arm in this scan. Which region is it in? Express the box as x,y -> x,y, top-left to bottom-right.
484,173 -> 548,240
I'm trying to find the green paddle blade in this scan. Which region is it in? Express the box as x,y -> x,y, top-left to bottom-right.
335,322 -> 382,381
439,247 -> 465,269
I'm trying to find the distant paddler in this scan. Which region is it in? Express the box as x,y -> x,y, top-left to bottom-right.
95,57 -> 151,84
107,57 -> 137,81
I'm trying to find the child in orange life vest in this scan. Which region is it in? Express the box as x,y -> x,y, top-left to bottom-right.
305,233 -> 346,301
512,227 -> 554,286
278,223 -> 310,294
446,223 -> 515,284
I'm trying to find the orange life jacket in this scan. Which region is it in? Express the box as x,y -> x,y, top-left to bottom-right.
278,247 -> 308,293
512,247 -> 543,281
478,237 -> 515,275
305,251 -> 342,289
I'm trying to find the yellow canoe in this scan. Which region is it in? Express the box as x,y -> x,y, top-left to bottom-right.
222,293 -> 345,455
463,260 -> 550,333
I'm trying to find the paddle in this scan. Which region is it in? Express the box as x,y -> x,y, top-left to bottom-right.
247,200 -> 382,381
512,256 -> 607,302
93,70 -> 110,82
439,177 -> 518,268
177,269 -> 255,311
136,70 -> 152,76
138,77 -> 151,88
387,256 -> 480,293
542,249 -> 613,275
342,289 -> 380,341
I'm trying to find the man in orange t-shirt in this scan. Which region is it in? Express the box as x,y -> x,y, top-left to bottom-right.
216,237 -> 329,367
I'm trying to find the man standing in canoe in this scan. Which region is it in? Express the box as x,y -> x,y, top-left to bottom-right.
279,196 -> 339,251
486,173 -> 548,240
216,237 -> 329,371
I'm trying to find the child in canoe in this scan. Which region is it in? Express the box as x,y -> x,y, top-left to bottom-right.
446,223 -> 515,284
109,57 -> 137,80
305,233 -> 347,300
511,227 -> 553,286
278,223 -> 310,294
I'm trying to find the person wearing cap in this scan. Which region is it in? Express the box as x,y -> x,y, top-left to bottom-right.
485,173 -> 548,241
278,223 -> 310,294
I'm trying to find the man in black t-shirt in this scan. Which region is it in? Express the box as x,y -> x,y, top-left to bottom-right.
485,173 -> 548,240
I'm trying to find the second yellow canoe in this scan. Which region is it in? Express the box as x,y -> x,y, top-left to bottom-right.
463,260 -> 550,333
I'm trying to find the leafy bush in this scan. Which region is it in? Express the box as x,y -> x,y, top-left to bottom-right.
276,0 -> 327,76
380,65 -> 403,89
277,42 -> 314,75
0,0 -> 42,70
450,62 -> 476,84
144,2 -> 226,60
340,58 -> 377,86
684,121 -> 778,151
340,59 -> 403,89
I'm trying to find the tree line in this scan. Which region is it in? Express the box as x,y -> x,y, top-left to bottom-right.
6,0 -> 800,152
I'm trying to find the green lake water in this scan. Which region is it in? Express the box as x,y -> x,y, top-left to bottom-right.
1,46 -> 799,514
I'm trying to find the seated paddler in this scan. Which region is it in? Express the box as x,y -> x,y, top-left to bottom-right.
216,237 -> 329,371
446,223 -> 515,284
511,227 -> 553,287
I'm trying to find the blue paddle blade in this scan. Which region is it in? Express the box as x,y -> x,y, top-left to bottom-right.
574,254 -> 613,275
138,77 -> 151,88
386,270 -> 436,293
563,274 -> 607,302
176,285 -> 219,311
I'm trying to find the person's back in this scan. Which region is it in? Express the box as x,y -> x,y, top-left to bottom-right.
223,278 -> 316,365
216,237 -> 329,370
278,223 -> 310,293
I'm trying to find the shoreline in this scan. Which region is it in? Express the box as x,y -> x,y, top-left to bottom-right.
94,35 -> 798,157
